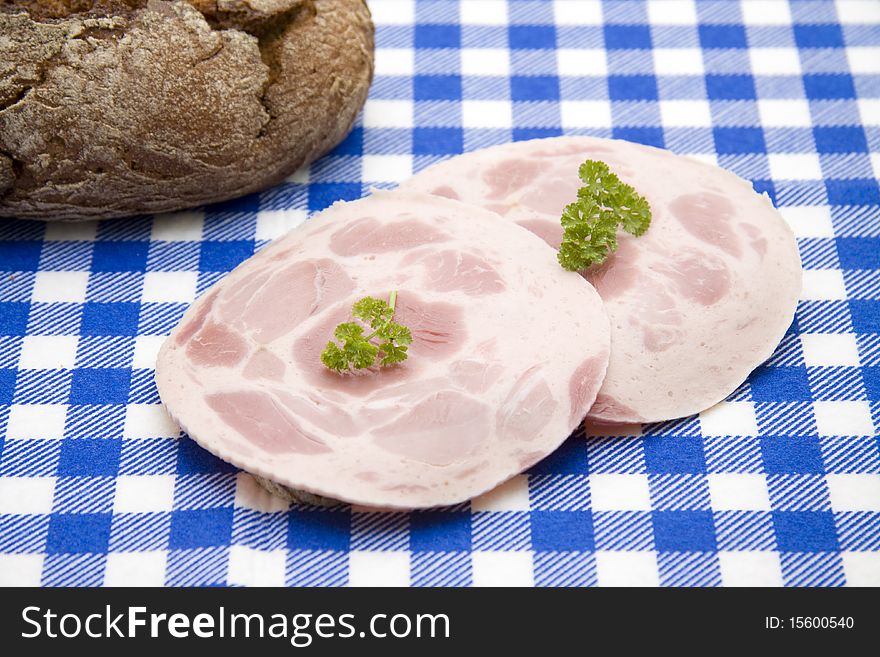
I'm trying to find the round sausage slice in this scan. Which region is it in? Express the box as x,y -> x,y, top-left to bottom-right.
156,190 -> 610,508
400,137 -> 802,424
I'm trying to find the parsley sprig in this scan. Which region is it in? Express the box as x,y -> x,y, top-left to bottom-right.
320,291 -> 413,373
557,159 -> 652,272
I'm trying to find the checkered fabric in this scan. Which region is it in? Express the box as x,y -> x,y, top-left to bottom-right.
1,0 -> 879,587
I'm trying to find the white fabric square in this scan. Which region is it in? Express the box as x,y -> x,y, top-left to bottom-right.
590,474 -> 652,511
104,551 -> 167,587
653,48 -> 704,75
44,222 -> 98,242
750,48 -> 801,76
113,475 -> 176,513
122,404 -> 180,439
708,474 -> 771,511
826,474 -> 880,512
19,335 -> 78,370
0,476 -> 56,514
362,155 -> 413,182
660,100 -> 712,127
801,333 -> 861,367
700,401 -> 759,437
560,100 -> 612,128
362,100 -> 413,128
472,551 -> 534,587
461,48 -> 509,76
846,47 -> 880,74
647,0 -> 697,25
740,0 -> 791,24
32,270 -> 89,303
7,404 -> 67,440
859,99 -> 880,126
472,475 -> 530,511
234,473 -> 290,513
0,554 -> 44,587
556,48 -> 607,77
132,335 -> 166,369
348,551 -> 410,587
462,100 -> 513,128
142,271 -> 198,303
687,153 -> 719,167
595,551 -> 659,587
768,153 -> 823,180
779,206 -> 835,238
460,0 -> 508,25
151,211 -> 204,242
374,48 -> 414,76
836,1 -> 880,24
758,99 -> 812,127
813,401 -> 875,437
227,546 -> 287,587
554,0 -> 603,25
368,0 -> 414,25
842,552 -> 880,586
718,552 -> 783,587
255,209 -> 308,242
800,269 -> 848,301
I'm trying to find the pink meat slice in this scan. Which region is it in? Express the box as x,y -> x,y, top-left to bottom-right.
400,137 -> 802,424
156,191 -> 610,509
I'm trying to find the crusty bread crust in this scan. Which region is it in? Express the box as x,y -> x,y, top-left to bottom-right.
0,0 -> 374,220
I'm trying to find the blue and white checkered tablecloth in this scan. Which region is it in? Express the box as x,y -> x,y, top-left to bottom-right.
1,0 -> 879,587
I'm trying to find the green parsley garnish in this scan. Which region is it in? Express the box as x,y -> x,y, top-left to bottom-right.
557,159 -> 652,272
320,291 -> 413,373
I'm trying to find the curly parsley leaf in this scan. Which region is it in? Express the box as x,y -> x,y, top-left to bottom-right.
320,291 -> 413,374
557,159 -> 652,272
351,296 -> 393,328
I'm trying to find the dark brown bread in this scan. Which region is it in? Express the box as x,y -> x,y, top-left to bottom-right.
0,0 -> 374,220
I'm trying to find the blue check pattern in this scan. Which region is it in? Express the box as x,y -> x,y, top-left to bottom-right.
1,0 -> 879,587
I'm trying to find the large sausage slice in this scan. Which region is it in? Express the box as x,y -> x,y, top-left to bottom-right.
156,191 -> 610,508
401,137 -> 802,424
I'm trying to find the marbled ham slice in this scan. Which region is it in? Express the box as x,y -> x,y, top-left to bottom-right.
156,191 -> 610,509
400,137 -> 802,424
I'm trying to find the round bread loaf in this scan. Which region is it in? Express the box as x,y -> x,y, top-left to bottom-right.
0,0 -> 374,220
